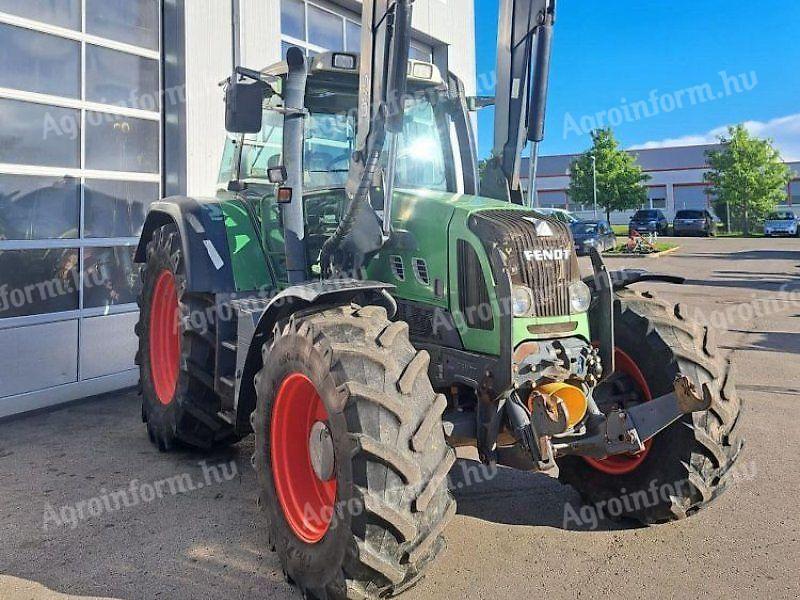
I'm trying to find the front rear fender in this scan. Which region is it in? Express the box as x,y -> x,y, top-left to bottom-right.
136,197 -> 236,293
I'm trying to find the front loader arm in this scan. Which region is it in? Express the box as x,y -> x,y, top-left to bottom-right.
320,0 -> 414,278
481,0 -> 556,205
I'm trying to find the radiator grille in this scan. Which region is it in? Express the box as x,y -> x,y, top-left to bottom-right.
468,210 -> 578,318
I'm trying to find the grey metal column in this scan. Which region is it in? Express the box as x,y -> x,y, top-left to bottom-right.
282,48 -> 309,285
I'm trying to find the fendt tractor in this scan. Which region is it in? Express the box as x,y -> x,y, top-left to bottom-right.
135,0 -> 743,597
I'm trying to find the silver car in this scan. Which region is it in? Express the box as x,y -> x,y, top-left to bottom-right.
764,210 -> 799,237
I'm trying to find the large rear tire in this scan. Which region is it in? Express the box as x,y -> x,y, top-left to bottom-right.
558,289 -> 744,524
135,223 -> 241,451
253,305 -> 456,599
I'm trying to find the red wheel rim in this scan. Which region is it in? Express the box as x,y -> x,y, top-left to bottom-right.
584,348 -> 654,475
149,270 -> 180,406
271,373 -> 337,544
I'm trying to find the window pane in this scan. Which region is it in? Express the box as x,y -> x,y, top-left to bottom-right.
0,23 -> 80,98
790,181 -> 800,205
85,112 -> 159,173
0,248 -> 79,318
0,99 -> 80,167
345,21 -> 361,53
84,179 -> 158,238
308,5 -> 343,51
0,0 -> 80,30
281,0 -> 305,40
83,246 -> 141,308
86,0 -> 160,50
395,98 -> 448,191
86,45 -> 159,109
0,175 -> 79,240
409,45 -> 433,62
241,110 -> 285,180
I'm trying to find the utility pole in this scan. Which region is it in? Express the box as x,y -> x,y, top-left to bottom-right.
591,154 -> 598,219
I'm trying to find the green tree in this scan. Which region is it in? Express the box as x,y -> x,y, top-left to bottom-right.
704,124 -> 791,235
568,129 -> 649,223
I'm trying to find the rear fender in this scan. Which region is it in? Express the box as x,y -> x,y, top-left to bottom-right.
135,197 -> 236,293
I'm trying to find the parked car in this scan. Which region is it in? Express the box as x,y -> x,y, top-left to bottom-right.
673,209 -> 716,237
537,207 -> 579,225
629,209 -> 669,235
571,219 -> 617,255
763,209 -> 799,237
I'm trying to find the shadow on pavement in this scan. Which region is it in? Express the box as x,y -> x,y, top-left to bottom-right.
677,250 -> 800,262
728,329 -> 800,355
449,459 -> 638,532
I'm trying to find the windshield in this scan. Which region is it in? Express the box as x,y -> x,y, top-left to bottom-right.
634,210 -> 658,219
572,222 -> 599,235
676,210 -> 703,219
768,211 -> 795,220
392,96 -> 449,191
219,85 -> 453,193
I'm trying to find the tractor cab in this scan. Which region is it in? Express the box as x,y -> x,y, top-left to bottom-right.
216,51 -> 463,282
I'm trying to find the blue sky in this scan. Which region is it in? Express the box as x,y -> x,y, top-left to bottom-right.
474,0 -> 800,160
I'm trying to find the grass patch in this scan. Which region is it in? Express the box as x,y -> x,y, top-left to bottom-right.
611,224 -> 629,236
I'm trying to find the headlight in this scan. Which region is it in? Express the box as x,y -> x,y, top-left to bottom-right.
569,281 -> 592,313
512,285 -> 534,317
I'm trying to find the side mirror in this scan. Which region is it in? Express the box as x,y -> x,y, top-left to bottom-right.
225,79 -> 264,134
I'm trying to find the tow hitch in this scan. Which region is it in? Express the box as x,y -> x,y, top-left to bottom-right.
553,376 -> 712,460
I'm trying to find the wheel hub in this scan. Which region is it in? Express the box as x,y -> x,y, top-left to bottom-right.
584,348 -> 654,475
309,420 -> 335,482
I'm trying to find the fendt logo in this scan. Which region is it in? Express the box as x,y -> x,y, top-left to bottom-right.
523,248 -> 572,262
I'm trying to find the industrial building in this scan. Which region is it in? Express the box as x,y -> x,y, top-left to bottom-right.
0,0 -> 476,417
525,144 -> 800,224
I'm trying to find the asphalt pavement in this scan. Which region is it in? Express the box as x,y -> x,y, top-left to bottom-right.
1,237 -> 798,600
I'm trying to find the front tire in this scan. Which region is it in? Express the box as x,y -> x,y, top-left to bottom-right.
558,290 -> 744,524
136,223 -> 241,451
253,305 -> 456,599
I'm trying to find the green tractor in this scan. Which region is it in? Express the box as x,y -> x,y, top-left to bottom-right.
134,1 -> 743,597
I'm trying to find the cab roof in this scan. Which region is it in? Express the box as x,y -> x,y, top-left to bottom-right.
261,51 -> 445,88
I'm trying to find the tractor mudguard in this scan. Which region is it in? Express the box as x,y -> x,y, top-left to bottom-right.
135,196 -> 237,293
232,279 -> 396,433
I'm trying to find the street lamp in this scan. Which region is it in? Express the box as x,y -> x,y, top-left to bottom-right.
590,154 -> 598,219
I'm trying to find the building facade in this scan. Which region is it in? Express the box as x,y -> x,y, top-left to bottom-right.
0,0 -> 476,417
526,145 -> 800,224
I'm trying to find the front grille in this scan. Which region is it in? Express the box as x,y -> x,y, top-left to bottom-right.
468,210 -> 578,318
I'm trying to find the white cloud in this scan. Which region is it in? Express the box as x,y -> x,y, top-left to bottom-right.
630,113 -> 800,162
